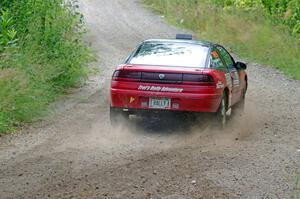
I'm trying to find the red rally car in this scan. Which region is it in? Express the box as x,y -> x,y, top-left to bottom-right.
110,34 -> 247,127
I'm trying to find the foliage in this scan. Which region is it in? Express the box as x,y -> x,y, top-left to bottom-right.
0,10 -> 17,52
143,0 -> 300,80
211,0 -> 300,37
0,0 -> 92,133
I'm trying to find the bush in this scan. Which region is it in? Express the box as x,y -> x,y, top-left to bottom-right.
0,0 -> 92,133
210,0 -> 300,37
0,10 -> 17,52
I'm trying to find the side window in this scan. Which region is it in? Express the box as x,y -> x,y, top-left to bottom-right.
217,46 -> 235,70
210,50 -> 226,70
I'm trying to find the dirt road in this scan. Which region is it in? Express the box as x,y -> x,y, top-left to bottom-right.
0,0 -> 300,198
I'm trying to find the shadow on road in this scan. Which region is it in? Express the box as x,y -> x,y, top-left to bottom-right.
129,113 -> 212,135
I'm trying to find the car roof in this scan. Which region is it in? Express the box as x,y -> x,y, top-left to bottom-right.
142,39 -> 217,48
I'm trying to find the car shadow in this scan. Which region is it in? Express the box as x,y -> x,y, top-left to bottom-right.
129,113 -> 212,135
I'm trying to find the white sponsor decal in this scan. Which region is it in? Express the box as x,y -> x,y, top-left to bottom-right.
225,73 -> 232,87
216,81 -> 224,89
138,85 -> 183,93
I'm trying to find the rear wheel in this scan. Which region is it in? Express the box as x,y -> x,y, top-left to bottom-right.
215,93 -> 227,129
110,106 -> 129,126
235,87 -> 246,114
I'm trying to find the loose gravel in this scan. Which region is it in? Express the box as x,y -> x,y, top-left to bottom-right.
0,0 -> 299,198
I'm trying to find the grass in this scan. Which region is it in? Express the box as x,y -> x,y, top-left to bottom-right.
0,0 -> 93,133
142,0 -> 300,80
292,175 -> 300,199
0,45 -> 92,133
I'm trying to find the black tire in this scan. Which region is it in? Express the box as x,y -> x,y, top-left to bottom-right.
215,92 -> 227,129
235,88 -> 246,114
110,106 -> 129,126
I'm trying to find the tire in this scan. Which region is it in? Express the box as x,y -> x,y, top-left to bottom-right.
235,88 -> 246,114
215,93 -> 227,129
110,106 -> 129,126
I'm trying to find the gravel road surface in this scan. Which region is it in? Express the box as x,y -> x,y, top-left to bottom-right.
0,0 -> 299,198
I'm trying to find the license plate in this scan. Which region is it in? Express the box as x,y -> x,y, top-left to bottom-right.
149,98 -> 171,109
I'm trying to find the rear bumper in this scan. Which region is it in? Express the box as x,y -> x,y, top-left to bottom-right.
110,88 -> 222,113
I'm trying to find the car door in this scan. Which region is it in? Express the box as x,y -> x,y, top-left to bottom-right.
209,48 -> 233,108
216,46 -> 241,105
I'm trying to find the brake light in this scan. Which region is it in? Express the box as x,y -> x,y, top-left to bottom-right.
183,74 -> 214,84
112,70 -> 141,81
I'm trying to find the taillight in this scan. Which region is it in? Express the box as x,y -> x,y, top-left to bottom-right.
183,74 -> 214,85
112,70 -> 141,81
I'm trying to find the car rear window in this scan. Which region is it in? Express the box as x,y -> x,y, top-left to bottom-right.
128,42 -> 209,68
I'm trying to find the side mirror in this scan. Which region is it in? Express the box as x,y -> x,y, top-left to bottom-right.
236,61 -> 247,70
